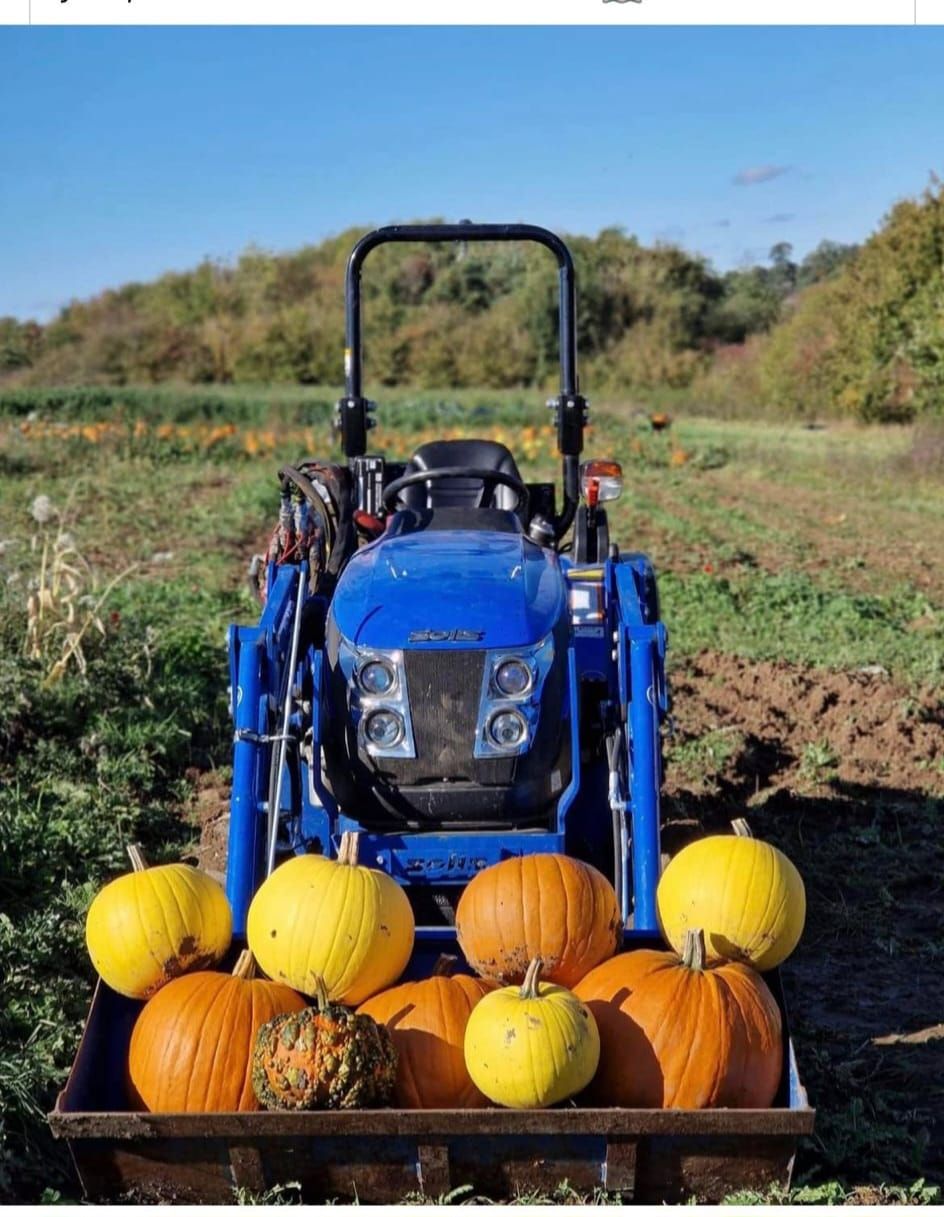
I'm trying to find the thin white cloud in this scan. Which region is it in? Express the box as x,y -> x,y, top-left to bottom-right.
733,165 -> 792,187
764,212 -> 797,223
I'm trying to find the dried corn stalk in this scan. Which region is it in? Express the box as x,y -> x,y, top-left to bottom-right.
24,494 -> 137,686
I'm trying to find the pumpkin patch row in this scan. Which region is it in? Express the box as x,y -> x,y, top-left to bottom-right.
84,822 -> 805,1115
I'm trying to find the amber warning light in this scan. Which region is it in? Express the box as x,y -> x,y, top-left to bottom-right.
579,460 -> 623,508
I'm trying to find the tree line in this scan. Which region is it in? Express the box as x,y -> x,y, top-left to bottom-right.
2,182 -> 942,421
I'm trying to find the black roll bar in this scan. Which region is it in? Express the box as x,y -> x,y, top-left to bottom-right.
336,222 -> 588,537
344,223 -> 577,400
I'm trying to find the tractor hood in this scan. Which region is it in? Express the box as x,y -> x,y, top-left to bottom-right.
330,529 -> 567,651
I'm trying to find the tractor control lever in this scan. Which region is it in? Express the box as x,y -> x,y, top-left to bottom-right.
354,508 -> 385,539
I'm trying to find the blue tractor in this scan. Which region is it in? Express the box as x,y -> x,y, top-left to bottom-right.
53,224 -> 813,1203
226,222 -> 668,943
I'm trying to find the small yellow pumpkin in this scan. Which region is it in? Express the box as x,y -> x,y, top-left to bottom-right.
463,958 -> 600,1109
85,844 -> 232,999
657,819 -> 805,971
247,831 -> 414,1005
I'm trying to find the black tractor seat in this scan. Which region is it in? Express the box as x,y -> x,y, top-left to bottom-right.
385,506 -> 524,536
395,439 -> 525,513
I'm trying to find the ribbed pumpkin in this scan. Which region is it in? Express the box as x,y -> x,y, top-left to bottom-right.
456,853 -> 621,987
358,955 -> 494,1108
657,819 -> 806,971
247,831 -> 414,1005
127,950 -> 306,1112
253,976 -> 397,1110
86,844 -> 232,999
574,929 -> 783,1109
464,958 -> 600,1109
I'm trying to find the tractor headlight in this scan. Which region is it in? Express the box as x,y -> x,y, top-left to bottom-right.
494,658 -> 533,698
474,635 -> 555,759
358,658 -> 396,696
364,708 -> 405,749
487,709 -> 528,749
337,639 -> 416,759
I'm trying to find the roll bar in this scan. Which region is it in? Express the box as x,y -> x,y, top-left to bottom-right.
336,222 -> 588,537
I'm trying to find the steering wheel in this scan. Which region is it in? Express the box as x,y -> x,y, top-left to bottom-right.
382,465 -> 530,515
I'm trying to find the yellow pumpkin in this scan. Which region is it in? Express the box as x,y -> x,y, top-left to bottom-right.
657,819 -> 805,971
247,831 -> 414,1005
463,958 -> 600,1109
85,844 -> 232,1000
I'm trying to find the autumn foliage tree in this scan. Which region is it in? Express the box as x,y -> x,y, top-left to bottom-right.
5,186 -> 942,424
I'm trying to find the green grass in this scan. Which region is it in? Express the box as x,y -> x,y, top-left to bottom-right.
0,382 -> 540,428
665,727 -> 745,793
227,1178 -> 942,1206
660,570 -> 942,687
722,1179 -> 941,1206
0,499 -> 237,1197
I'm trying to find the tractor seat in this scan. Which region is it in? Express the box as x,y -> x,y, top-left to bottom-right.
396,439 -> 524,512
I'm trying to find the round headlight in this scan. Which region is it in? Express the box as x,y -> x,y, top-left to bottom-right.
359,659 -> 396,696
494,658 -> 532,697
364,709 -> 404,749
487,709 -> 527,749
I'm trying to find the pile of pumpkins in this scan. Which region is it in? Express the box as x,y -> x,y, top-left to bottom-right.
85,819 -> 805,1114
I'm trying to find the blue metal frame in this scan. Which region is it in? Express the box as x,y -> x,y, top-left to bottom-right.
226,548 -> 669,939
610,557 -> 668,934
225,564 -> 302,932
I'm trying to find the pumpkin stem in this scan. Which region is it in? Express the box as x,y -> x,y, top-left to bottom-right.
312,975 -> 329,1011
731,818 -> 753,839
681,929 -> 706,972
232,949 -> 257,980
432,954 -> 458,978
127,843 -> 148,872
519,957 -> 544,999
338,830 -> 361,867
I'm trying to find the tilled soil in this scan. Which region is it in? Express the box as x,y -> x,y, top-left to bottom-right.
662,650 -> 944,1192
186,767 -> 231,886
665,651 -> 942,801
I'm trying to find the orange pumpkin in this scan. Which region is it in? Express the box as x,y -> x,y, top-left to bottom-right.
574,929 -> 782,1109
456,853 -> 621,987
128,950 -> 307,1112
357,955 -> 494,1108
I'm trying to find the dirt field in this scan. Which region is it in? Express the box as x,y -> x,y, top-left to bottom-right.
664,653 -> 943,1195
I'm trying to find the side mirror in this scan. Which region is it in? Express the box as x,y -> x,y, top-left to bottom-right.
579,459 -> 623,507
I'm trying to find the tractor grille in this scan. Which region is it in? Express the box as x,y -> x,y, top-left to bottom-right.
322,620 -> 569,826
403,649 -> 489,781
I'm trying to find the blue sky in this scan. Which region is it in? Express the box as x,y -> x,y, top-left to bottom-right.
1,26 -> 943,320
